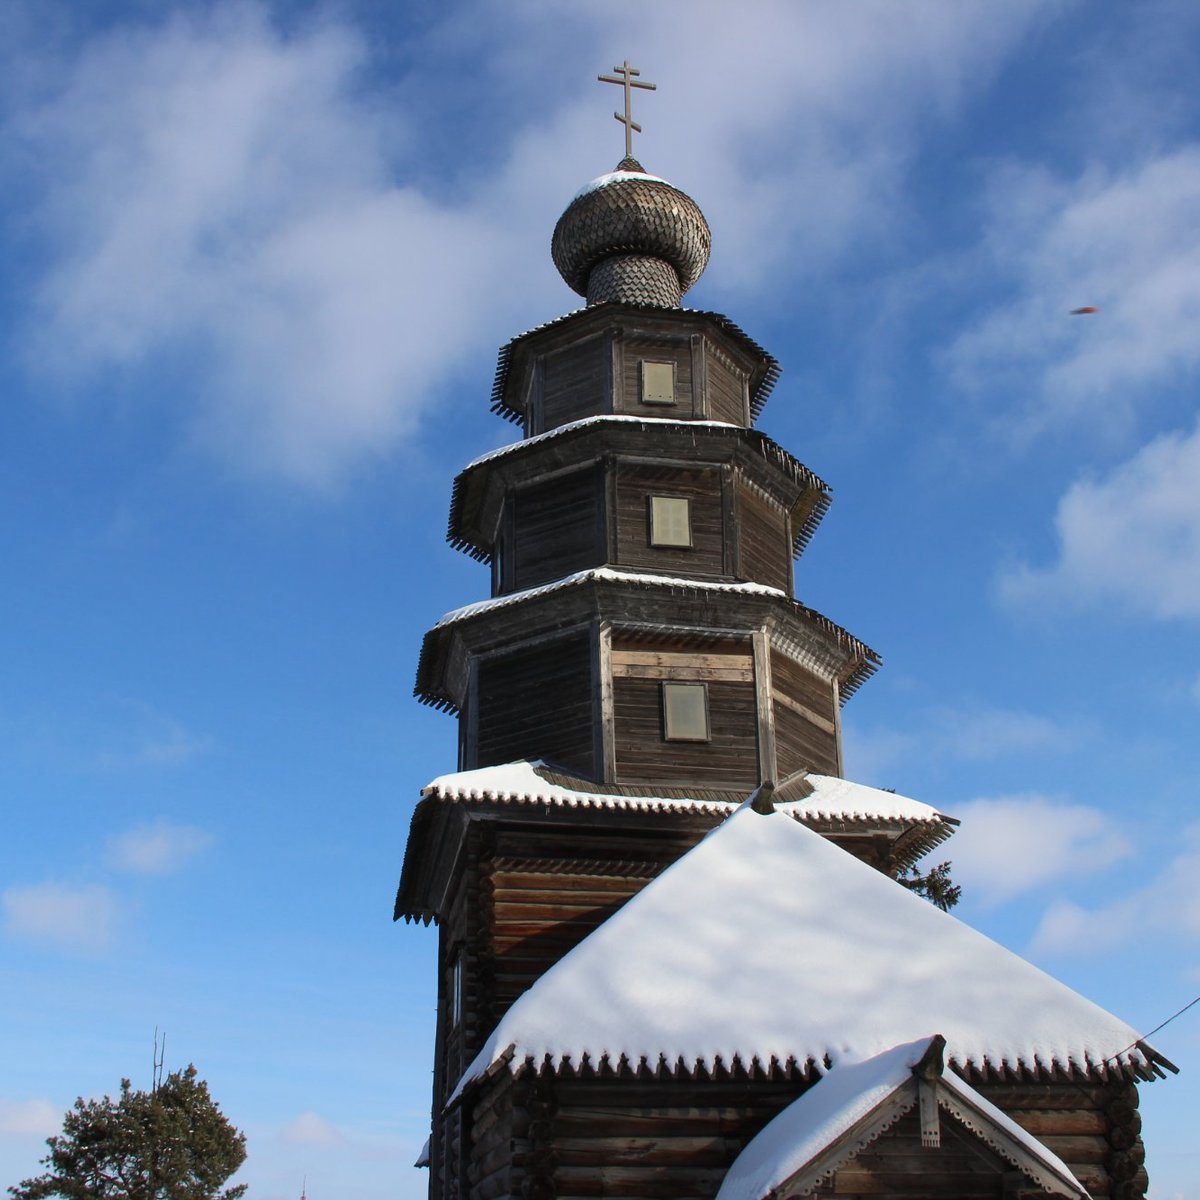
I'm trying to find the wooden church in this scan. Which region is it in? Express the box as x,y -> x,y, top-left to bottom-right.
396,67 -> 1173,1200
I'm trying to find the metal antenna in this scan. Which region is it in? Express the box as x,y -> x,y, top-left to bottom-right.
598,61 -> 656,159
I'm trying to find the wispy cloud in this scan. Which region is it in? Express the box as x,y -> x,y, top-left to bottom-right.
95,701 -> 209,769
1032,823 -> 1200,955
999,417 -> 1200,621
107,820 -> 214,875
0,1097 -> 60,1138
2,882 -> 119,954
950,794 -> 1132,906
280,1111 -> 344,1146
844,703 -> 1086,781
944,148 -> 1200,441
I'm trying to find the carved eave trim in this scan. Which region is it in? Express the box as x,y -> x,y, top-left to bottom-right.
491,303 -> 781,424
414,572 -> 877,712
446,417 -> 831,563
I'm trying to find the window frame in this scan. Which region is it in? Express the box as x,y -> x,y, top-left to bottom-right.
661,680 -> 711,742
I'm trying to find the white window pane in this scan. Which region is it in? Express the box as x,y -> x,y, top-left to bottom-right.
650,495 -> 691,547
663,682 -> 709,742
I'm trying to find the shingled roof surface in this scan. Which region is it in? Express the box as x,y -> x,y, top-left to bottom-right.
451,801 -> 1166,1102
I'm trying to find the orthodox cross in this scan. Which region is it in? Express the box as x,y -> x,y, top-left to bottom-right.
598,61 -> 656,159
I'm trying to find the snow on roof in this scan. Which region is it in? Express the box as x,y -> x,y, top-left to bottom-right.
464,415 -> 742,470
717,1037 -> 1089,1200
421,761 -> 948,828
573,170 -> 671,199
450,802 -> 1158,1102
433,567 -> 786,629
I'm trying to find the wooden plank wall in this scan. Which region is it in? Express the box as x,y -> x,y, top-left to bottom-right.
541,336 -> 609,431
614,462 -> 725,577
771,648 -> 840,777
704,341 -> 750,425
735,482 -> 792,593
611,634 -> 760,790
510,467 -> 601,591
475,632 -> 595,776
617,336 -> 697,419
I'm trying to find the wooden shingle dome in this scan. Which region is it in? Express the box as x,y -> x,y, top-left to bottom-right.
551,156 -> 711,307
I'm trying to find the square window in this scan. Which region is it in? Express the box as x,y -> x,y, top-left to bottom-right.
641,360 -> 676,405
663,682 -> 710,742
649,495 -> 692,548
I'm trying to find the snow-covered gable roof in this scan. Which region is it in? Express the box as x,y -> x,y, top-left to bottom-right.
422,760 -> 950,829
717,1037 -> 1090,1200
450,802 -> 1166,1101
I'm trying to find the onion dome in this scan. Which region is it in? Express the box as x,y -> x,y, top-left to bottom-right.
551,156 -> 711,308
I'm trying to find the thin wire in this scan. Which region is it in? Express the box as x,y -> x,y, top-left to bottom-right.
1105,991 -> 1200,1065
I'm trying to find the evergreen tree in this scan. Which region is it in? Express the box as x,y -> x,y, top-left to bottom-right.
9,1066 -> 246,1200
898,859 -> 963,911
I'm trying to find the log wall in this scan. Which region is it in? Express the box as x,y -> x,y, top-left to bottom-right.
456,1071 -> 1149,1200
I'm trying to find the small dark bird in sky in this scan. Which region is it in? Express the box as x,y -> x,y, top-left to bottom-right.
1070,306 -> 1100,315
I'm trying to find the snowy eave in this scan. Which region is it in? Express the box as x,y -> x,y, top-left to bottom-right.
421,761 -> 950,828
433,568 -> 787,629
463,415 -> 742,470
573,169 -> 671,199
717,1037 -> 1089,1200
449,803 -> 1169,1103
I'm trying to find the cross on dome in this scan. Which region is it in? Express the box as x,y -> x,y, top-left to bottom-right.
598,60 -> 656,158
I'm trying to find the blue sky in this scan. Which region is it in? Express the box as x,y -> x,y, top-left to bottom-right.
2,2 -> 1199,1197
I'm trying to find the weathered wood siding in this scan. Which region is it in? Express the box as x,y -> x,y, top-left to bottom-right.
704,340 -> 750,425
613,462 -> 727,578
508,467 -> 601,592
539,335 -> 609,431
475,633 -> 594,776
611,634 -> 760,790
735,481 -> 792,593
615,335 -> 697,418
771,648 -> 840,777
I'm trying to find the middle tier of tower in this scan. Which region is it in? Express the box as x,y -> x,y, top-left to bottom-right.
449,416 -> 830,599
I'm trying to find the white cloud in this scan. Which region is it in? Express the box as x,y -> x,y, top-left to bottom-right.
844,703 -> 1085,780
96,707 -> 210,769
107,820 -> 214,875
1032,824 -> 1200,955
1000,418 -> 1200,620
0,1098 -> 59,1137
2,882 -> 119,953
4,0 -> 1058,487
949,794 -> 1132,906
945,149 -> 1200,438
280,1111 -> 344,1146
